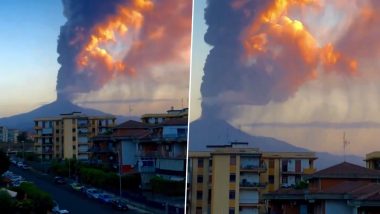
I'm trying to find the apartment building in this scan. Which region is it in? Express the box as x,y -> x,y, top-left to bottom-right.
187,142 -> 317,214
0,126 -> 8,142
7,129 -> 19,144
90,108 -> 188,189
265,162 -> 380,214
365,151 -> 380,170
261,152 -> 317,193
141,107 -> 188,124
34,112 -> 116,161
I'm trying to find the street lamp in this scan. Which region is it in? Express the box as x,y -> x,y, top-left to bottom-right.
117,149 -> 122,197
21,140 -> 25,160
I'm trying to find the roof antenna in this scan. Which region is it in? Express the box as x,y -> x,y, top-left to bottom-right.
343,132 -> 350,162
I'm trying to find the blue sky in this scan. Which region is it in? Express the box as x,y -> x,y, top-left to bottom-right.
0,1 -> 65,116
189,0 -> 209,121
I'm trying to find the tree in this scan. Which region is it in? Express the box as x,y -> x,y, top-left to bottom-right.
0,150 -> 10,175
0,190 -> 13,213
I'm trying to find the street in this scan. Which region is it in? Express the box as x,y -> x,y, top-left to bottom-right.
10,166 -> 148,214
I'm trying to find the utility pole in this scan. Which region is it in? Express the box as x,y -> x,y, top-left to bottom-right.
68,159 -> 71,178
22,141 -> 25,160
118,150 -> 122,197
343,132 -> 350,162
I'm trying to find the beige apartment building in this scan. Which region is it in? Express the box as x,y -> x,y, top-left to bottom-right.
187,142 -> 317,214
34,112 -> 116,161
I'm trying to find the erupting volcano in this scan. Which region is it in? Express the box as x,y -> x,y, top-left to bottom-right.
190,0 -> 380,167
0,0 -> 191,130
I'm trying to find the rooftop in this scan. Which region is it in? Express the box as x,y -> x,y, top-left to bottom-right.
307,162 -> 380,180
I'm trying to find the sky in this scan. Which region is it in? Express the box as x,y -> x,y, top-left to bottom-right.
189,0 -> 209,122
190,0 -> 380,157
0,1 -> 64,117
0,0 -> 191,118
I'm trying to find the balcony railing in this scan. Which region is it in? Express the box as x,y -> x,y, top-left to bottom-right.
239,180 -> 266,189
137,151 -> 186,159
240,164 -> 266,171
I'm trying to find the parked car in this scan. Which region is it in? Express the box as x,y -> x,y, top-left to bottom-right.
22,165 -> 31,170
17,162 -> 24,167
70,182 -> 84,192
111,198 -> 129,211
98,192 -> 115,203
54,176 -> 66,184
85,188 -> 102,199
52,200 -> 70,214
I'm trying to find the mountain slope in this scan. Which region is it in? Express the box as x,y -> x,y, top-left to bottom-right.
189,117 -> 364,169
0,99 -> 130,131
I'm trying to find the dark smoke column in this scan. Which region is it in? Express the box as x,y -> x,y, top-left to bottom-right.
56,0 -> 124,101
200,0 -> 272,120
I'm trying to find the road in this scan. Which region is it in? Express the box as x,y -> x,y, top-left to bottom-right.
10,165 -> 148,214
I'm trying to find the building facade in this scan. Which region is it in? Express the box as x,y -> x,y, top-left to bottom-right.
141,107 -> 188,124
265,162 -> 380,214
34,112 -> 116,161
365,151 -> 380,170
7,129 -> 19,144
187,143 -> 317,214
89,108 -> 188,189
0,126 -> 8,143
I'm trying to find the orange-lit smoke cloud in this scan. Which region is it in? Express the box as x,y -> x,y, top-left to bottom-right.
242,0 -> 358,86
72,0 -> 191,89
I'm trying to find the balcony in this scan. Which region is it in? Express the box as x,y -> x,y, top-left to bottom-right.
138,159 -> 156,173
42,149 -> 53,154
239,180 -> 266,189
77,123 -> 90,128
303,167 -> 316,174
240,164 -> 266,172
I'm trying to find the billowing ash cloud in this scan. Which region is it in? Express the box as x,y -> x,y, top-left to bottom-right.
200,0 -> 366,120
57,0 -> 191,101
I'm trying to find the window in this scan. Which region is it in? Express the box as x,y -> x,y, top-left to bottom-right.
230,155 -> 236,165
229,190 -> 235,199
72,128 -> 76,132
196,208 -> 202,214
209,159 -> 213,167
282,159 -> 288,172
269,175 -> 274,184
56,129 -> 59,134
197,175 -> 203,183
230,174 -> 236,182
269,159 -> 274,168
73,145 -> 76,150
56,121 -> 59,126
198,159 -> 204,168
229,208 -> 235,214
72,136 -> 76,141
197,191 -> 203,200
208,189 -> 212,204
282,176 -> 288,184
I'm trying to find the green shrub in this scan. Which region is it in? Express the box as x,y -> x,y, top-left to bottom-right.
0,190 -> 13,214
150,176 -> 185,196
18,182 -> 53,213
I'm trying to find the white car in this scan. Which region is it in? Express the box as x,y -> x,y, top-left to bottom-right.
17,162 -> 24,167
85,188 -> 102,199
52,200 -> 70,214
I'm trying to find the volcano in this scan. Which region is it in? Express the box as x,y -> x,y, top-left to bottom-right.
189,117 -> 364,169
0,98 -> 128,131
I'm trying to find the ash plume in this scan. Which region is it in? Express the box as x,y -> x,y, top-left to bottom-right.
200,0 -> 365,120
56,0 -> 191,101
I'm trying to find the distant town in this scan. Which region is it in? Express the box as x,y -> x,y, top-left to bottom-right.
0,107 -> 188,214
